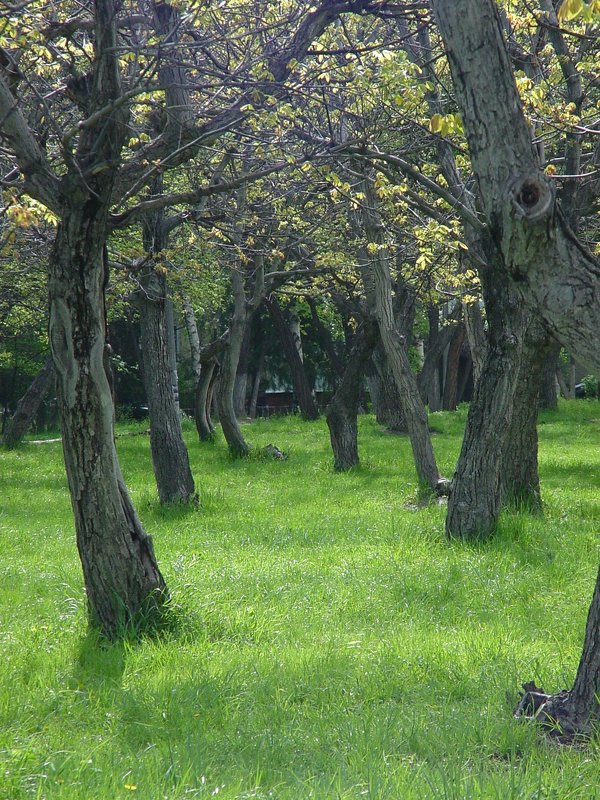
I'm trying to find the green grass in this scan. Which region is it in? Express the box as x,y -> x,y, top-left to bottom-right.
2,401 -> 600,798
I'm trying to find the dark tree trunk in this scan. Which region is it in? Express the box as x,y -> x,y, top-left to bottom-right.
307,297 -> 345,389
446,264 -> 526,539
233,325 -> 251,419
500,320 -> 553,512
538,340 -> 560,410
431,0 -> 600,732
326,326 -> 376,470
49,200 -> 166,638
368,344 -> 407,432
3,356 -> 53,448
417,314 -> 457,411
216,264 -> 251,455
138,268 -> 196,504
266,296 -> 319,420
196,358 -> 217,441
441,322 -> 466,411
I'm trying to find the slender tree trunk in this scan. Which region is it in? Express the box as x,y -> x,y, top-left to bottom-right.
233,325 -> 251,419
216,268 -> 251,455
538,340 -> 560,410
326,326 -> 376,470
196,358 -> 217,440
354,173 -> 444,493
266,296 -> 319,420
138,268 -> 196,503
441,322 -> 466,411
3,356 -> 53,448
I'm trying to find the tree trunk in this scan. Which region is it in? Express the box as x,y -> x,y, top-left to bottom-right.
431,0 -> 600,729
3,356 -> 53,448
233,325 -> 251,419
216,267 -> 251,455
138,268 -> 196,503
196,358 -> 217,441
266,296 -> 320,420
368,344 -> 407,432
49,198 -> 166,638
538,340 -> 560,411
500,319 -> 553,512
446,265 -> 526,539
441,322 -> 466,411
326,326 -> 376,470
354,173 -> 444,494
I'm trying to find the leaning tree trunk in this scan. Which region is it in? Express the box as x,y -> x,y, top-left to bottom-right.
3,356 -> 53,448
354,173 -> 444,494
431,0 -> 600,731
49,195 -> 166,638
326,326 -> 376,470
138,268 -> 196,504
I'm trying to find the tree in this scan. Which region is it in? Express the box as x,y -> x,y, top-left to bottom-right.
431,0 -> 600,737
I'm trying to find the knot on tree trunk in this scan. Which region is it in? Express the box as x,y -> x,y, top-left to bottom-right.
507,174 -> 554,222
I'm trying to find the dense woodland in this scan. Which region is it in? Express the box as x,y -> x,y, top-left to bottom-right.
1,0 -> 600,745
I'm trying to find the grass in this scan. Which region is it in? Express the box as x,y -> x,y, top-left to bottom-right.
2,401 -> 600,798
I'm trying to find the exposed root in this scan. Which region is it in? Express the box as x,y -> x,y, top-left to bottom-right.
514,682 -> 591,745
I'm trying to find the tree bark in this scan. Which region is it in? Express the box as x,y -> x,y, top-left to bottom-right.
538,341 -> 560,411
368,344 -> 407,432
431,0 -> 600,730
500,319 -> 553,512
138,268 -> 196,503
441,323 -> 466,411
266,296 -> 320,421
326,326 -> 376,470
3,356 -> 54,448
446,264 -> 526,539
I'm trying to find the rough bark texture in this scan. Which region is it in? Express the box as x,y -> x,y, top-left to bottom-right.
42,0 -> 167,638
3,356 -> 54,448
368,344 -> 407,432
445,263 -> 526,539
138,269 -> 196,503
326,326 -> 376,470
432,0 -> 600,731
500,320 -> 553,512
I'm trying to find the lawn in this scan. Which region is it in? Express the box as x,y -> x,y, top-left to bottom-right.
1,401 -> 600,799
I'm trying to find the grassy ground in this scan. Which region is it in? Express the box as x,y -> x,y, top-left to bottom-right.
2,401 -> 600,799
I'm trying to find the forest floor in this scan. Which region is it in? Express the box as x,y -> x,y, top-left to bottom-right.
2,401 -> 600,799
